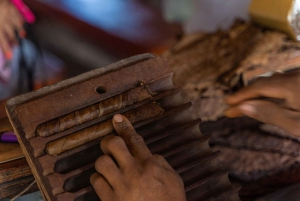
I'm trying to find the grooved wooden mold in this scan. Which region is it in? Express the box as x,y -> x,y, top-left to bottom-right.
6,54 -> 240,201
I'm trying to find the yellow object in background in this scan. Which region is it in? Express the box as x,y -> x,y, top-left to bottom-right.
249,0 -> 300,41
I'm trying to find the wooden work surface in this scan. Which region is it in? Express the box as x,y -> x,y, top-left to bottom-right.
6,54 -> 240,201
0,100 -> 37,199
0,100 -> 23,164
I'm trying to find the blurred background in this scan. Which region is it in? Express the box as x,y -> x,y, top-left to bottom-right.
0,0 -> 251,100
21,0 -> 182,88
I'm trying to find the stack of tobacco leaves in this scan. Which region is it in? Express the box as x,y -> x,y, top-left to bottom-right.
164,21 -> 300,200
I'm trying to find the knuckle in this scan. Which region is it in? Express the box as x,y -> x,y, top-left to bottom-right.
144,159 -> 162,174
94,155 -> 114,173
90,173 -> 102,186
93,177 -> 104,187
152,154 -> 165,163
101,136 -> 124,150
96,155 -> 112,168
108,136 -> 124,147
128,135 -> 144,145
153,154 -> 164,160
117,123 -> 131,133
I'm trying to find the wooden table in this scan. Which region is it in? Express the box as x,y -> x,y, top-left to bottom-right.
0,100 -> 37,199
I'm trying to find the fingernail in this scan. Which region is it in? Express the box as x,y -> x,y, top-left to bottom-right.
19,30 -> 26,38
5,51 -> 12,60
113,114 -> 123,123
239,104 -> 256,115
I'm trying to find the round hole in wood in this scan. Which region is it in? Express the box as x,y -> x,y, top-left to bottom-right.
96,86 -> 107,94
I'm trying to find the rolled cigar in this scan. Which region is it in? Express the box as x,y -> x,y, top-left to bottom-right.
36,86 -> 153,137
45,102 -> 164,156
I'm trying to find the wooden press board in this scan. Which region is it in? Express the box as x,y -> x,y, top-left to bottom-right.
6,53 -> 240,201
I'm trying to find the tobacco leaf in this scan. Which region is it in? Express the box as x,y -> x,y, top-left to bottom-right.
210,128 -> 300,157
261,124 -> 300,143
212,145 -> 300,182
166,21 -> 300,121
45,102 -> 164,156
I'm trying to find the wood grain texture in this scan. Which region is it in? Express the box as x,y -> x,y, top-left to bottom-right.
7,54 -> 169,140
0,176 -> 37,199
0,158 -> 31,184
36,86 -> 153,137
0,142 -> 24,164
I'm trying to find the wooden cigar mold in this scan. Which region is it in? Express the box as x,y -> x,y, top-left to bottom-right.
6,54 -> 240,201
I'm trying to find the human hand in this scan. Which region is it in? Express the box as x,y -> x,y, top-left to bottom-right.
0,0 -> 25,58
224,70 -> 300,137
90,114 -> 186,201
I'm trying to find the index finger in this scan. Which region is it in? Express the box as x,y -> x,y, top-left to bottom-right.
8,4 -> 24,31
112,114 -> 152,162
225,75 -> 288,105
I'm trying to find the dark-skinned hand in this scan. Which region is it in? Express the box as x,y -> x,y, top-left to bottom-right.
225,69 -> 300,137
90,114 -> 187,201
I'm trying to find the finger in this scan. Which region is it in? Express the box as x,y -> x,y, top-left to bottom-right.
9,6 -> 24,31
113,114 -> 152,161
224,106 -> 245,118
225,76 -> 289,105
100,135 -> 135,168
153,154 -> 174,171
94,155 -> 122,186
8,6 -> 25,39
90,173 -> 114,201
0,32 -> 12,59
3,24 -> 16,43
225,100 -> 300,136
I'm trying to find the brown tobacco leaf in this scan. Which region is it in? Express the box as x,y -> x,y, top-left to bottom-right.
165,21 -> 300,121
36,86 -> 153,137
164,21 -> 263,120
45,102 -> 164,156
202,117 -> 300,157
189,87 -> 227,121
202,116 -> 300,190
200,116 -> 262,137
260,124 -> 300,143
212,145 -> 300,182
235,32 -> 300,85
210,128 -> 300,157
